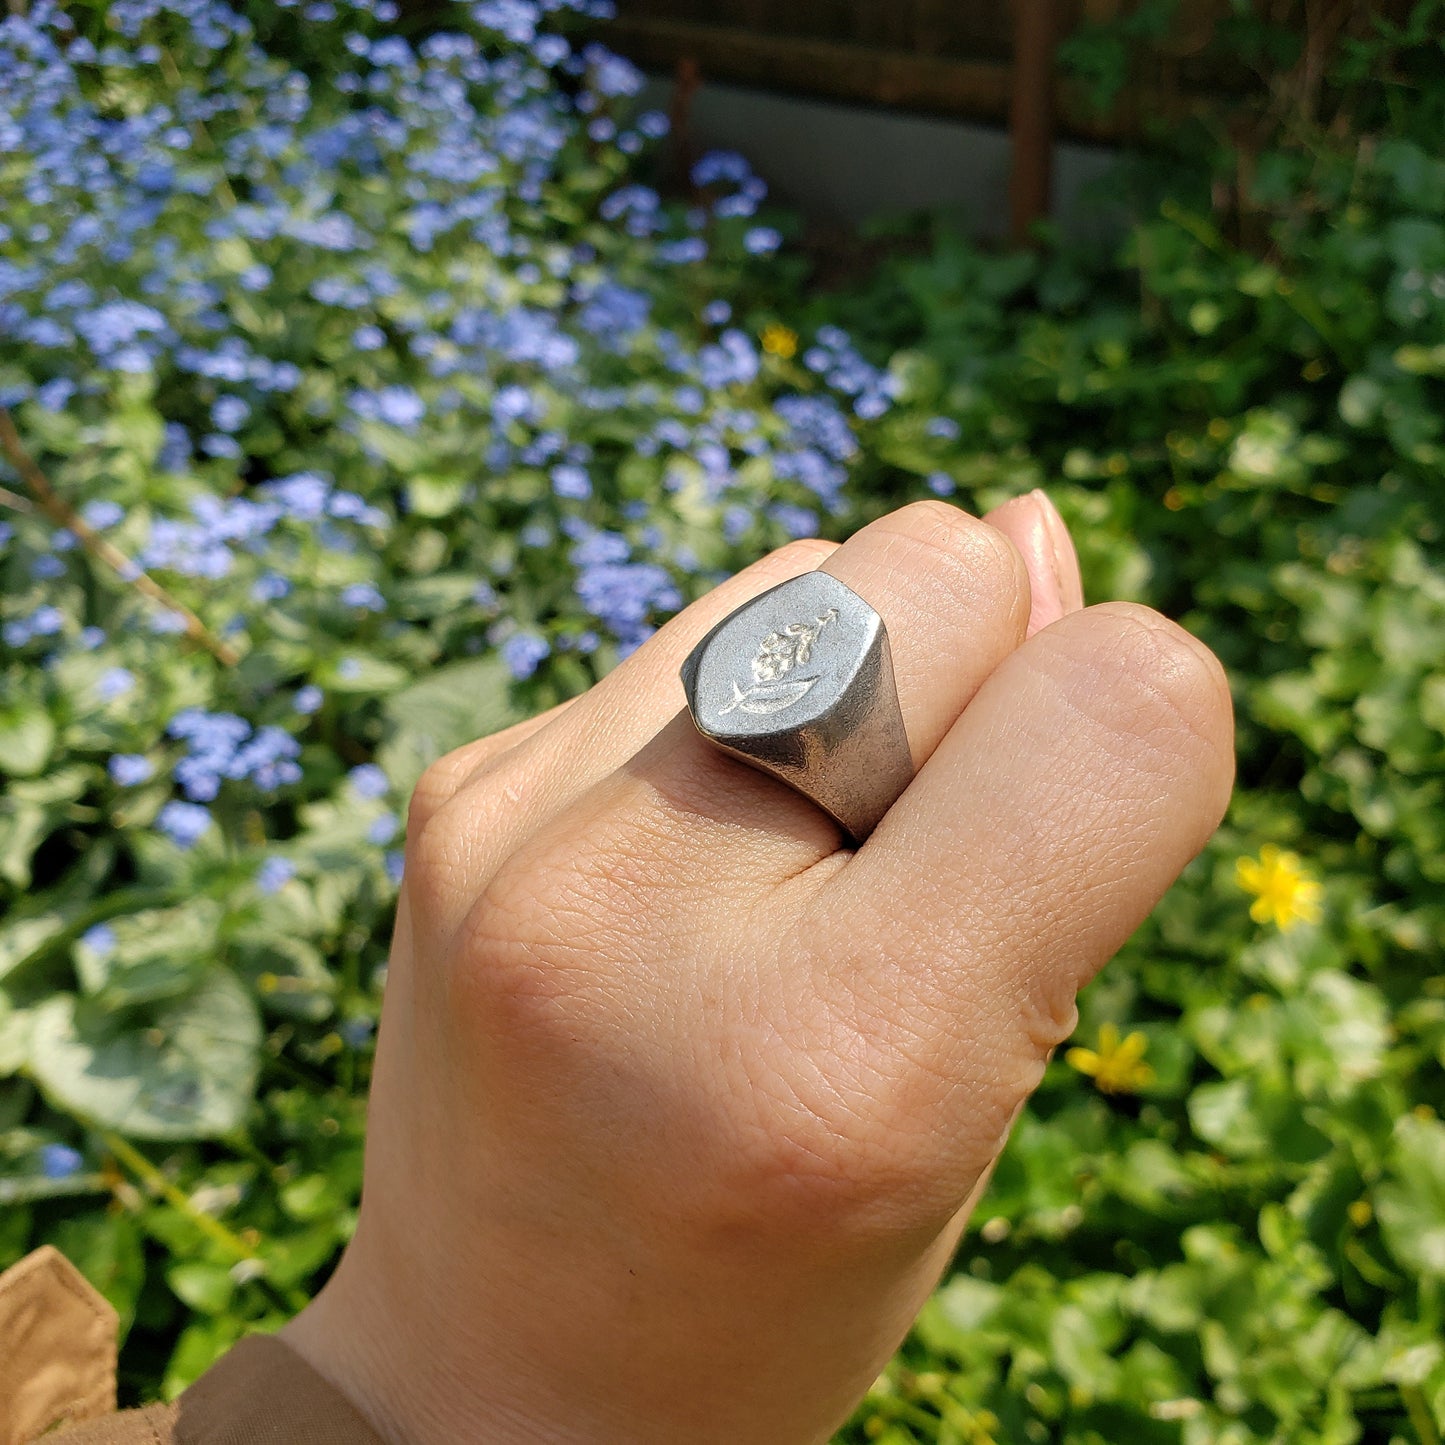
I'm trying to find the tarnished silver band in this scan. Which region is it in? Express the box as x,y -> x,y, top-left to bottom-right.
680,571 -> 913,843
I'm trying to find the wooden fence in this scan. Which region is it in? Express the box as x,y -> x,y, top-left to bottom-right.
604,1 -> 1418,241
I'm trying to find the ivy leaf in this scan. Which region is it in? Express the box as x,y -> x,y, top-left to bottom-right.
28,971 -> 261,1140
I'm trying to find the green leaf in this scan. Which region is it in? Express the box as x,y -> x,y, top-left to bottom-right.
0,993 -> 31,1077
28,971 -> 261,1140
378,653 -> 521,796
74,902 -> 220,1009
321,654 -> 412,694
0,707 -> 55,778
1376,1114 -> 1445,1280
166,1259 -> 236,1315
0,768 -> 88,890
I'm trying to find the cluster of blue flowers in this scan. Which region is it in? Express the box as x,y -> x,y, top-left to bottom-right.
0,0 -> 957,893
168,709 -> 303,804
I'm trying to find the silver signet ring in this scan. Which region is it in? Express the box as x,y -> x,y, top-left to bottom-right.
679,571 -> 913,843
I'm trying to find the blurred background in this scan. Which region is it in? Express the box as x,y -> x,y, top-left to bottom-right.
0,2 -> 1442,1440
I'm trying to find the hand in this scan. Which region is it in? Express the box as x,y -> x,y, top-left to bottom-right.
281,496 -> 1234,1445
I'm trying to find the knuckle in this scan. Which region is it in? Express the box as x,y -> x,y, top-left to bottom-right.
453,825 -> 648,1023
1089,602 -> 1234,754
874,501 -> 1028,612
406,752 -> 469,836
404,784 -> 489,921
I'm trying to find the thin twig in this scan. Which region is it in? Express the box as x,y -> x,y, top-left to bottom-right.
0,407 -> 240,666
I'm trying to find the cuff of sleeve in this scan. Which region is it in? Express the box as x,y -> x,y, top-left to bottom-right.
47,1333 -> 390,1445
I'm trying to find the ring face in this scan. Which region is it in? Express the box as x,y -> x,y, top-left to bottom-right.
680,572 -> 913,842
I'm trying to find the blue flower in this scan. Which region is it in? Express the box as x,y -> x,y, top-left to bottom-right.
550,462 -> 591,500
256,856 -> 296,894
743,226 -> 782,256
574,560 -> 681,650
108,754 -> 154,786
656,238 -> 707,265
502,631 -> 550,679
492,383 -> 540,426
96,667 -> 135,701
576,281 -> 649,345
768,503 -> 819,539
293,685 -> 324,715
926,471 -> 957,497
697,329 -> 758,389
340,581 -> 385,611
37,377 -> 75,411
349,764 -> 389,799
211,395 -> 251,432
157,800 -> 213,849
384,850 -> 405,885
73,299 -> 167,359
340,1017 -> 375,1048
351,385 -> 425,429
692,151 -> 754,188
366,813 -> 399,845
80,924 -> 117,959
232,726 -> 303,791
40,1144 -> 84,1181
583,43 -> 642,97
81,500 -> 124,530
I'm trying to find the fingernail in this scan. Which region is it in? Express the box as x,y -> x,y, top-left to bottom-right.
1029,489 -> 1084,615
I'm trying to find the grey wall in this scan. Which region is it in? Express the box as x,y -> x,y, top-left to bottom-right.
641,78 -> 1122,241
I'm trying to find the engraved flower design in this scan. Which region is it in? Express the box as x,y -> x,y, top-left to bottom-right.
721,608 -> 837,714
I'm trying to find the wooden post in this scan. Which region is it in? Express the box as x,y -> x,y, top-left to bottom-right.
1008,0 -> 1057,246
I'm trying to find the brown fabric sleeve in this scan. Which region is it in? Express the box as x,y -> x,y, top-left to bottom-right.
45,1334 -> 389,1445
0,1245 -> 118,1444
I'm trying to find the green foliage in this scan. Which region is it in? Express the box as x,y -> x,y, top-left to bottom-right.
823,12 -> 1445,1445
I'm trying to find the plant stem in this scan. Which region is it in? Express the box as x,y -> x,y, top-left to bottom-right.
0,408 -> 240,666
1403,1384 -> 1442,1445
101,1130 -> 309,1313
102,1130 -> 256,1262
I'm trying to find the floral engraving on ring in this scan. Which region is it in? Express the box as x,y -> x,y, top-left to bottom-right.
720,608 -> 838,715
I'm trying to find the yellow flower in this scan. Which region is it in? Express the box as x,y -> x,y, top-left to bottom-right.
1066,1022 -> 1156,1095
761,322 -> 798,359
1235,844 -> 1323,931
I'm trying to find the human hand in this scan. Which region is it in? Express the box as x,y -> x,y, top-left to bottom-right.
281,495 -> 1234,1445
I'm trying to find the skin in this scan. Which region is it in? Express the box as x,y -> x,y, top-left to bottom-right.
282,492 -> 1233,1445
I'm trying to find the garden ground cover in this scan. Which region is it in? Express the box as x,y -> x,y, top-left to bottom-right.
0,1 -> 1442,1441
